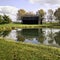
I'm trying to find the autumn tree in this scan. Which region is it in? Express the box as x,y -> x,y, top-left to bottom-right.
47,9 -> 54,23
17,9 -> 26,20
54,8 -> 60,23
36,9 -> 45,24
25,11 -> 35,16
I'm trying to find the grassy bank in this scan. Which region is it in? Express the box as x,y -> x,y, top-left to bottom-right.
0,23 -> 60,31
0,38 -> 60,60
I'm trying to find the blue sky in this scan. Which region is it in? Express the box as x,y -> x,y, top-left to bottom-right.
0,0 -> 60,12
0,0 -> 41,12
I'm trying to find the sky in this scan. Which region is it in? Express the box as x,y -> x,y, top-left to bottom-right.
0,0 -> 60,12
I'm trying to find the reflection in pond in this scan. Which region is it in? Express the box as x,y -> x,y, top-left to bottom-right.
47,29 -> 55,44
54,31 -> 60,45
17,30 -> 25,42
17,29 -> 40,44
21,29 -> 39,37
0,30 -> 11,37
37,29 -> 45,43
0,28 -> 60,47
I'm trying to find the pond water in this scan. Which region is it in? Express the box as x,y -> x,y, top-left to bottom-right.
0,28 -> 60,47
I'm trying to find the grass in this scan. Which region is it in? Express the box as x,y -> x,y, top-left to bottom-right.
0,23 -> 60,31
0,23 -> 60,60
0,38 -> 60,60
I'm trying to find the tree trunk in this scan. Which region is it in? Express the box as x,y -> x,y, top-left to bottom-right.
40,19 -> 42,24
59,20 -> 60,23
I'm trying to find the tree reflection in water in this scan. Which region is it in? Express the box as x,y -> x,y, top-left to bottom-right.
47,29 -> 55,44
0,28 -> 60,47
16,29 -> 39,42
16,29 -> 45,44
54,31 -> 60,45
45,29 -> 60,46
37,29 -> 45,43
0,30 -> 11,37
16,30 -> 25,42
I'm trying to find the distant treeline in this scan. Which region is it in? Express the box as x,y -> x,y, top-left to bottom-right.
17,8 -> 60,24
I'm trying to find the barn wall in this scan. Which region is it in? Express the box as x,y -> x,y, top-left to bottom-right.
22,16 -> 39,24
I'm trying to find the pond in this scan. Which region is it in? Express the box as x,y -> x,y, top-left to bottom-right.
0,28 -> 60,47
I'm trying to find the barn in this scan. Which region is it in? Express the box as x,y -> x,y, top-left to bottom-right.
22,16 -> 39,24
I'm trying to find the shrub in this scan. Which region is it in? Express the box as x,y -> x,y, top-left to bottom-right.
0,15 -> 3,24
3,15 -> 12,24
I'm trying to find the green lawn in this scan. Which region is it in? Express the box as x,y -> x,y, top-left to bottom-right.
0,38 -> 60,60
0,23 -> 60,60
0,23 -> 60,31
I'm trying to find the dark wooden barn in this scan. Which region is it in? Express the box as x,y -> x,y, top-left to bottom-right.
22,16 -> 39,24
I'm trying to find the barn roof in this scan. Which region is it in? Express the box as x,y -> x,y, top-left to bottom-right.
22,15 -> 39,21
22,15 -> 39,17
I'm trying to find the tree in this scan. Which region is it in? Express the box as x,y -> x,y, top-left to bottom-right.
3,15 -> 12,24
25,11 -> 35,16
36,9 -> 45,24
0,15 -> 3,24
17,9 -> 26,20
47,9 -> 54,23
54,8 -> 60,23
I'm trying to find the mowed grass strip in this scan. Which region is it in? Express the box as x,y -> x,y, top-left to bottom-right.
0,39 -> 60,60
0,23 -> 60,30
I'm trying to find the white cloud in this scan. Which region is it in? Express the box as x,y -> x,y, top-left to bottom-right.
0,6 -> 18,21
0,6 -> 18,15
29,0 -> 60,12
29,0 -> 47,5
29,0 -> 60,5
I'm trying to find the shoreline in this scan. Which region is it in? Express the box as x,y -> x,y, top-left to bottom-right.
0,23 -> 60,31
